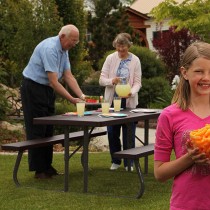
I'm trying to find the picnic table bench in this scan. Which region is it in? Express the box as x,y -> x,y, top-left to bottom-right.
1,128 -> 107,186
113,143 -> 154,199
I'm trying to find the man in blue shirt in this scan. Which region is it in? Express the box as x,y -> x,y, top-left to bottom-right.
21,24 -> 85,179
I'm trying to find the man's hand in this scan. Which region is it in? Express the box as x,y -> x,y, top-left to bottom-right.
80,94 -> 86,101
71,97 -> 84,105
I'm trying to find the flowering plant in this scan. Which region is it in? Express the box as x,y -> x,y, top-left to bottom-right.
171,75 -> 180,90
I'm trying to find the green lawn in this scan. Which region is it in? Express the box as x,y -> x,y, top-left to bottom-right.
0,152 -> 172,210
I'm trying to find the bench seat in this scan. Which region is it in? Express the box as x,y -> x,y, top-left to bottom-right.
1,128 -> 107,186
113,143 -> 154,199
1,129 -> 107,151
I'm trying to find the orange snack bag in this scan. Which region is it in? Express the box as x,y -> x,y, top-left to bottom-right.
190,124 -> 210,158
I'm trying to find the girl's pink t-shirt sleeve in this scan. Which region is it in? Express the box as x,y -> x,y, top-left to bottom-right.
155,108 -> 174,162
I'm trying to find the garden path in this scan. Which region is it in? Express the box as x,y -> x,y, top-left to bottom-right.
90,127 -> 156,152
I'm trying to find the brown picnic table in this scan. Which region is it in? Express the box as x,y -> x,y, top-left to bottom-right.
33,108 -> 161,196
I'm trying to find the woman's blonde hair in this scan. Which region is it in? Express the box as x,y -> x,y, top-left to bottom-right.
172,41 -> 210,110
112,33 -> 133,48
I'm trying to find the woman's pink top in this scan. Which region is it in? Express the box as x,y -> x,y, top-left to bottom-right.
99,52 -> 141,108
155,104 -> 210,210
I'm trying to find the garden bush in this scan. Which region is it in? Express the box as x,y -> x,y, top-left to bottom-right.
138,77 -> 173,108
0,85 -> 11,120
130,45 -> 166,78
54,98 -> 81,134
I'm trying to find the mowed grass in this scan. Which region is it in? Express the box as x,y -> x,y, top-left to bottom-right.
0,152 -> 172,210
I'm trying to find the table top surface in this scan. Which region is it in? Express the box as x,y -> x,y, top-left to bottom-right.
33,108 -> 161,127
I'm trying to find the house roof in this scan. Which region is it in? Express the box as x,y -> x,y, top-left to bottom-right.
126,7 -> 150,20
130,0 -> 184,14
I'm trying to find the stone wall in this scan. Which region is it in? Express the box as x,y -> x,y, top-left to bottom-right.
1,83 -> 23,117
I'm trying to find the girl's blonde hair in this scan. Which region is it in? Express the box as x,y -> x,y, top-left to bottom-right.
172,41 -> 210,110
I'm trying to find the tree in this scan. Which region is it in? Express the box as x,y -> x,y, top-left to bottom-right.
55,0 -> 92,85
150,0 -> 210,42
55,0 -> 86,61
153,26 -> 200,80
0,0 -> 63,87
86,0 -> 136,70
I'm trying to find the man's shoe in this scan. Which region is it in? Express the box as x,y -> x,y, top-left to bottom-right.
46,166 -> 63,176
34,172 -> 52,179
110,163 -> 120,170
125,166 -> 134,172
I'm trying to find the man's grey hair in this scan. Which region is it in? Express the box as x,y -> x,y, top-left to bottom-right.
58,24 -> 78,37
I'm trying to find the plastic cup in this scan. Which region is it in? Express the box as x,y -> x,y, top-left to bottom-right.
114,97 -> 121,112
76,101 -> 85,117
101,101 -> 110,114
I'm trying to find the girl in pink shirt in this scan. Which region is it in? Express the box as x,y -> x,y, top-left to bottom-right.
154,42 -> 210,210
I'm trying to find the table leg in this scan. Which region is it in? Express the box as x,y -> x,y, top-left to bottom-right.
64,126 -> 70,192
126,123 -> 133,171
83,127 -> 89,193
144,119 -> 149,174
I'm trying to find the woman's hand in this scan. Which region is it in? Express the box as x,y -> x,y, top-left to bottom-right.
121,93 -> 132,98
186,140 -> 210,164
112,77 -> 121,85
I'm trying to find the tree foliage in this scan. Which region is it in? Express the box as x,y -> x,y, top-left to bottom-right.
55,0 -> 86,62
86,0 -> 136,70
55,0 -> 92,84
150,0 -> 210,42
0,0 -> 91,87
0,0 -> 63,87
153,26 -> 200,80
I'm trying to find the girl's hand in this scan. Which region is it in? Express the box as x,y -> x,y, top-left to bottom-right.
186,140 -> 210,164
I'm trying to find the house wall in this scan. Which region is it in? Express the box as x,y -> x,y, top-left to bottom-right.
127,12 -> 146,28
130,0 -> 184,51
126,9 -> 150,47
145,18 -> 170,51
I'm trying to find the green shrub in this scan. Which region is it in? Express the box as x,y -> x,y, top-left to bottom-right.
55,100 -> 76,115
85,71 -> 101,86
0,127 -> 24,145
151,91 -> 173,108
97,50 -> 115,70
130,45 -> 167,78
138,77 -> 173,108
81,70 -> 105,96
72,59 -> 92,86
81,85 -> 105,97
54,99 -> 82,134
0,85 -> 11,120
131,46 -> 171,108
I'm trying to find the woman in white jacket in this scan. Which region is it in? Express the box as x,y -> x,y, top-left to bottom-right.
99,33 -> 142,170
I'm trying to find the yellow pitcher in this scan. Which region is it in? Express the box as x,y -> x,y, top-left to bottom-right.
115,77 -> 131,97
